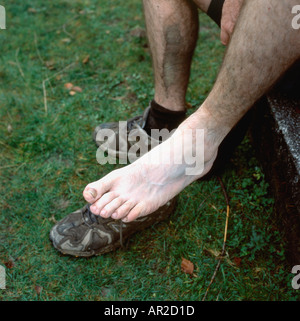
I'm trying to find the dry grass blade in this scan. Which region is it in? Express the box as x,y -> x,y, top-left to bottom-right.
202,176 -> 230,301
15,48 -> 26,81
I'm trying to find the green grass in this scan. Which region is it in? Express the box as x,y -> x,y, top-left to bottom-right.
0,0 -> 299,301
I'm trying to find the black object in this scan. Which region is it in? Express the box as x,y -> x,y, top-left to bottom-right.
144,100 -> 186,134
207,0 -> 225,27
250,60 -> 300,265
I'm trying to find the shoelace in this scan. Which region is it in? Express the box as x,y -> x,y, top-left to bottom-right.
82,204 -> 124,247
83,204 -> 98,225
127,115 -> 142,131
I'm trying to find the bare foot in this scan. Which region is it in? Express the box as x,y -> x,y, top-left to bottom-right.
83,110 -> 228,222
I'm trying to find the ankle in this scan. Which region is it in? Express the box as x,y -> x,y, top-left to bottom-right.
196,105 -> 231,143
144,100 -> 187,135
154,96 -> 187,112
177,108 -> 230,154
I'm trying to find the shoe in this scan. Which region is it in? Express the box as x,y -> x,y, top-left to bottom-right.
49,199 -> 177,257
93,106 -> 161,162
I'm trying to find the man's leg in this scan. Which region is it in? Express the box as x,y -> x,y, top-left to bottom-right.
93,0 -> 205,154
96,0 -> 201,139
84,0 -> 300,222
143,0 -> 199,113
201,0 -> 300,131
144,0 -> 224,113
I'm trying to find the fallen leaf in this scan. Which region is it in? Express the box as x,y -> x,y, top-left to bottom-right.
4,260 -> 14,269
205,248 -> 221,258
181,258 -> 194,275
233,257 -> 242,267
45,60 -> 56,70
61,38 -> 71,43
75,168 -> 86,175
7,124 -> 12,133
82,55 -> 90,64
254,267 -> 263,274
49,215 -> 57,223
72,86 -> 83,93
204,247 -> 235,266
64,83 -> 74,90
34,285 -> 43,295
27,8 -> 37,13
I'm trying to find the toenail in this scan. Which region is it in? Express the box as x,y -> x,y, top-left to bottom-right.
100,209 -> 106,216
87,188 -> 97,198
111,213 -> 117,219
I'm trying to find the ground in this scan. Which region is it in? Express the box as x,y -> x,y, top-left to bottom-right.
0,0 -> 298,301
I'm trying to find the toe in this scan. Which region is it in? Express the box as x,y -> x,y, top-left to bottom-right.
111,200 -> 135,220
100,196 -> 126,218
122,202 -> 145,222
90,192 -> 118,215
83,177 -> 110,203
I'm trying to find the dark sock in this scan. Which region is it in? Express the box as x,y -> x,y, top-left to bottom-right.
144,100 -> 186,135
207,0 -> 225,27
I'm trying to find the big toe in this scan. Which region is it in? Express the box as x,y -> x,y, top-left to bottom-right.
83,178 -> 110,204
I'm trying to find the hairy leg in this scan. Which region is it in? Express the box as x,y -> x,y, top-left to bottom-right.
143,0 -> 199,111
84,0 -> 300,222
198,0 -> 300,130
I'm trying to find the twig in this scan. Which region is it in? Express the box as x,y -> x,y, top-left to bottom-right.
15,48 -> 26,81
62,14 -> 79,38
0,164 -> 19,169
0,163 -> 25,171
202,176 -> 230,301
62,23 -> 74,39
